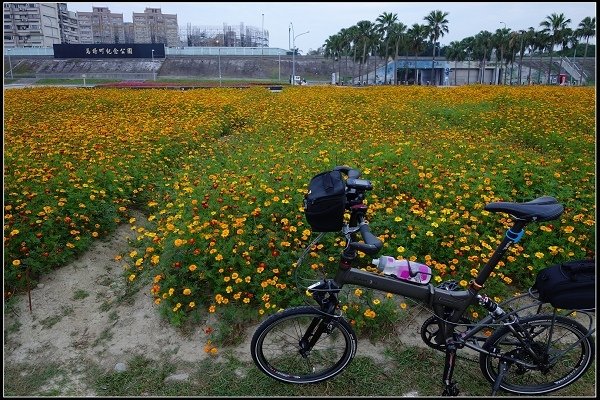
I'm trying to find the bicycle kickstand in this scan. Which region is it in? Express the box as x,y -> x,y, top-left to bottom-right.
441,340 -> 460,396
491,360 -> 509,395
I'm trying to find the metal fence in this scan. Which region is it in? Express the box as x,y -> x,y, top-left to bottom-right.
4,46 -> 289,57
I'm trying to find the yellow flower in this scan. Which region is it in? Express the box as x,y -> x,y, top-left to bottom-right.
189,302 -> 195,308
183,288 -> 191,295
168,288 -> 175,296
188,264 -> 197,272
363,309 -> 376,318
128,274 -> 136,282
174,238 -> 184,247
12,259 -> 21,267
354,288 -> 363,297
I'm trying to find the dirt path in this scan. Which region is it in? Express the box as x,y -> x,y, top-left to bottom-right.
3,214 -> 432,396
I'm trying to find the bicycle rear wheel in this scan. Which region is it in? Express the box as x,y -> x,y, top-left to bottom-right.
250,306 -> 357,384
479,314 -> 595,395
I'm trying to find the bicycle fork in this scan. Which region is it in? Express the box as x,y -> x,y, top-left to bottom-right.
298,316 -> 336,357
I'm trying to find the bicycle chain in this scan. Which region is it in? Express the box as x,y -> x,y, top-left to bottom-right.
420,315 -> 481,364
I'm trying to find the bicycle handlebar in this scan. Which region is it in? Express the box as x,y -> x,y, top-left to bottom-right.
349,222 -> 383,256
333,165 -> 361,179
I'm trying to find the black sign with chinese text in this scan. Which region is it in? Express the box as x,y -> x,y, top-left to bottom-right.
53,43 -> 165,59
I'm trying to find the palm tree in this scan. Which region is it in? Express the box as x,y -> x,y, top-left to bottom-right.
507,31 -> 521,84
445,40 -> 465,85
523,27 -> 536,84
534,30 -> 551,84
577,16 -> 596,74
424,10 -> 449,85
516,30 -> 528,84
458,36 -> 475,85
345,25 -> 360,85
540,13 -> 571,84
407,23 -> 428,84
493,27 -> 511,84
388,21 -> 407,84
323,34 -> 341,82
474,30 -> 493,84
338,27 -> 353,84
376,11 -> 398,84
355,20 -> 376,84
566,29 -> 580,84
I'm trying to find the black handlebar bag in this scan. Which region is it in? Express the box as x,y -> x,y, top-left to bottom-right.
533,259 -> 596,310
303,170 -> 346,232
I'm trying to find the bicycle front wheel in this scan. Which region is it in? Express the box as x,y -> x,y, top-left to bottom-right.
479,314 -> 595,395
250,306 -> 357,384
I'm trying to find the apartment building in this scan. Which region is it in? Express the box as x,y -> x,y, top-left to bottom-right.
76,6 -> 125,44
3,2 -> 60,47
57,2 -> 78,44
133,7 -> 179,47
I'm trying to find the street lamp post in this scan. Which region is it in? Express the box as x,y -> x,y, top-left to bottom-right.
151,49 -> 156,81
290,24 -> 309,86
218,47 -> 222,87
7,48 -> 13,79
518,30 -> 525,84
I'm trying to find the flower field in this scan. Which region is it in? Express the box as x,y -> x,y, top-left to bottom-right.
4,85 -> 595,331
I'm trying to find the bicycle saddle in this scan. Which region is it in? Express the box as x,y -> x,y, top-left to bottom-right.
484,196 -> 564,222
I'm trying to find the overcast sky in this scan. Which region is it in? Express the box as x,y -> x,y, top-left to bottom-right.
69,2 -> 597,51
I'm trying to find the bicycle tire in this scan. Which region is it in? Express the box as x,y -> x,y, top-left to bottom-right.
479,314 -> 595,395
250,306 -> 357,384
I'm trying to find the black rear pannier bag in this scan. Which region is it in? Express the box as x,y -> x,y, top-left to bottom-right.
303,170 -> 347,232
533,259 -> 596,310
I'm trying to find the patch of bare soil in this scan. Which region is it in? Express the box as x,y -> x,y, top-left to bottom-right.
3,212 -> 432,396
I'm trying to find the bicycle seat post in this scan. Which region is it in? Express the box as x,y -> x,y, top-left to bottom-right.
469,219 -> 528,293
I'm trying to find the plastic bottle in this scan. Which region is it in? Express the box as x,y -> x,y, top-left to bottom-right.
372,256 -> 432,284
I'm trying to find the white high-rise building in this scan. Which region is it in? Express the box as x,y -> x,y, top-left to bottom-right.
3,2 -> 61,47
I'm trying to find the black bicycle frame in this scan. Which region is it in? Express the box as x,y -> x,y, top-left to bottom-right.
335,209 -> 528,332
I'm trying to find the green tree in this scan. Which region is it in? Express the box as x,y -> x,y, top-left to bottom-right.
407,23 -> 428,85
388,21 -> 407,84
355,20 -> 376,84
540,12 -> 572,84
460,36 -> 476,84
493,27 -> 511,84
424,9 -> 449,85
474,30 -> 493,84
376,11 -> 398,84
522,27 -> 537,84
323,33 -> 343,83
445,40 -> 465,85
577,16 -> 596,74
